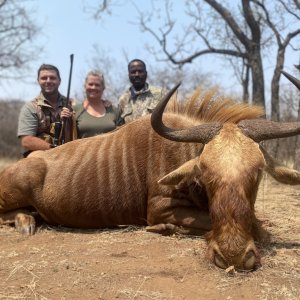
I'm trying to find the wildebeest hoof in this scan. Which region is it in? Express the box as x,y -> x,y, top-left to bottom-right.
15,213 -> 36,235
146,223 -> 177,235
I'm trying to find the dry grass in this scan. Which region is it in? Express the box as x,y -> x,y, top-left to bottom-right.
0,218 -> 299,299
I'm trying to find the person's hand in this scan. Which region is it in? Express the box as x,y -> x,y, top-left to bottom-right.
103,100 -> 112,107
60,107 -> 73,118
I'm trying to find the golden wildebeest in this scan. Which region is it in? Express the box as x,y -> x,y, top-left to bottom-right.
0,72 -> 299,271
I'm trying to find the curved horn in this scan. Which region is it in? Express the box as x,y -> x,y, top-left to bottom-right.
238,119 -> 300,142
239,71 -> 300,142
151,83 -> 222,144
281,71 -> 300,90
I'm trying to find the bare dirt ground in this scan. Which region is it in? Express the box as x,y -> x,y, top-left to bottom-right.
0,159 -> 299,300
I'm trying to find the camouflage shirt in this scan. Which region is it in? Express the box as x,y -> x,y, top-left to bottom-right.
118,83 -> 165,123
17,93 -> 74,144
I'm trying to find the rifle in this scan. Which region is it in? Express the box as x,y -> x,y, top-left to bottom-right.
61,53 -> 74,144
53,121 -> 62,147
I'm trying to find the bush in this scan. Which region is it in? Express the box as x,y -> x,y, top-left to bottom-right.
0,100 -> 24,158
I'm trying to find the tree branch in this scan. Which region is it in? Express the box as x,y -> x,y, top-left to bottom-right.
204,0 -> 250,48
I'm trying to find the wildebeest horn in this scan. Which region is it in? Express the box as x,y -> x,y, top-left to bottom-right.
281,71 -> 300,90
151,83 -> 222,144
238,119 -> 300,142
238,71 -> 300,142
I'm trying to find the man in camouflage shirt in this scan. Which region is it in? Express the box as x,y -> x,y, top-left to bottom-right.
118,59 -> 165,123
17,64 -> 75,157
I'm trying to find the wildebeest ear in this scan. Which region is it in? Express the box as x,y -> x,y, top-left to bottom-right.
158,158 -> 200,186
260,145 -> 300,184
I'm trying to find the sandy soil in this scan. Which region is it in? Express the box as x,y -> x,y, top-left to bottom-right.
0,171 -> 299,300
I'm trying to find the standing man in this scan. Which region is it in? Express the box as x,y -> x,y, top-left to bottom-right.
17,64 -> 75,157
118,59 -> 165,123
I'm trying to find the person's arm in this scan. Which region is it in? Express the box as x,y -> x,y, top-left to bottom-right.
108,103 -> 124,127
20,135 -> 52,151
115,104 -> 125,126
118,91 -> 132,123
17,103 -> 52,152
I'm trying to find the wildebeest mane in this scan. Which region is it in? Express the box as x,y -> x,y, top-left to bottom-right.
166,87 -> 265,124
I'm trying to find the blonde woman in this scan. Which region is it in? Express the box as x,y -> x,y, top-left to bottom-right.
73,70 -> 122,138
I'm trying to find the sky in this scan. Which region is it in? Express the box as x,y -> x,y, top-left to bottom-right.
0,0 -> 299,104
1,0 -> 159,101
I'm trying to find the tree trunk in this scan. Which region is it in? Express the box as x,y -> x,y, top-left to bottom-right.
293,63 -> 300,169
249,48 -> 265,106
271,46 -> 285,121
242,63 -> 250,103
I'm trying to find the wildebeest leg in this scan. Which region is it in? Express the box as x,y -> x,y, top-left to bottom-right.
0,190 -> 37,235
0,157 -> 46,235
0,209 -> 36,235
146,196 -> 211,236
146,223 -> 209,236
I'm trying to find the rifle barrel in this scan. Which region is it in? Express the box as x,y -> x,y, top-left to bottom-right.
61,54 -> 74,145
66,54 -> 74,106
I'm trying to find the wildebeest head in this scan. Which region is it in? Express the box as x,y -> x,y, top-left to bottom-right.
151,73 -> 300,271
